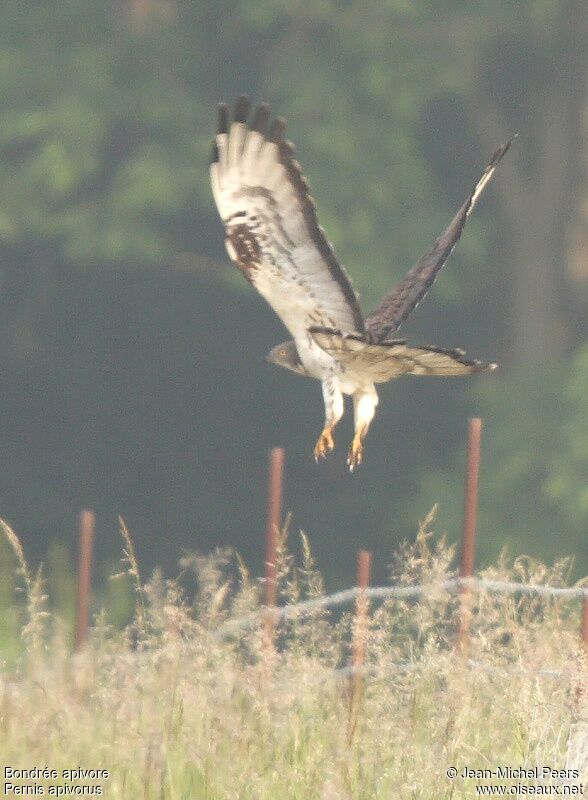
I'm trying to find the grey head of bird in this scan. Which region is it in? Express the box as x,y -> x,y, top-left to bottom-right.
265,341 -> 308,376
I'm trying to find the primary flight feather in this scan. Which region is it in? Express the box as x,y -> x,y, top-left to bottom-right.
211,95 -> 512,469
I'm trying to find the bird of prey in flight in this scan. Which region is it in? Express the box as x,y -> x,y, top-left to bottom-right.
210,96 -> 511,469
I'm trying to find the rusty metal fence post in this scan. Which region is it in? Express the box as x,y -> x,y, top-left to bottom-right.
75,509 -> 95,651
348,549 -> 372,743
352,550 -> 372,674
573,593 -> 588,706
458,418 -> 482,649
264,447 -> 284,646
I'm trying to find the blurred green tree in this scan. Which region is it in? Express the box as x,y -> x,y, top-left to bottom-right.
1,0 -> 585,364
0,0 -> 586,588
410,345 -> 588,572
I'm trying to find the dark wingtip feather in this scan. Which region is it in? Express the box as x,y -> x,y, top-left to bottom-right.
234,95 -> 250,124
251,103 -> 271,134
489,134 -> 517,167
278,140 -> 297,165
269,117 -> 287,143
217,103 -> 229,135
210,141 -> 219,164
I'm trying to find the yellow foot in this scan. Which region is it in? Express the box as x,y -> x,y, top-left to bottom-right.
347,435 -> 364,471
314,426 -> 335,461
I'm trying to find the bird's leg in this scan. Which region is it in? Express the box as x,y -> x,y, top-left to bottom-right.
314,376 -> 344,462
314,426 -> 335,461
347,389 -> 378,471
347,428 -> 367,471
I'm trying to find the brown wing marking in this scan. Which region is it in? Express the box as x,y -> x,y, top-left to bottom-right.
210,97 -> 366,341
226,223 -> 263,280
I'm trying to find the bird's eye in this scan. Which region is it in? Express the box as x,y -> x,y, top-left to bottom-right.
279,349 -> 287,356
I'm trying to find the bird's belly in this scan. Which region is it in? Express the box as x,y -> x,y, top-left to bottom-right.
338,367 -> 378,395
339,375 -> 366,395
297,339 -> 373,395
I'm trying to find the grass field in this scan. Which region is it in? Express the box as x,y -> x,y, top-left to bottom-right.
1,513 -> 588,799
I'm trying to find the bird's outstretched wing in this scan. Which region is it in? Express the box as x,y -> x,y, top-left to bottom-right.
364,138 -> 515,343
210,96 -> 365,342
310,328 -> 496,383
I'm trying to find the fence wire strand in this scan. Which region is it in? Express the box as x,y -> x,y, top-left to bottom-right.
217,576 -> 588,639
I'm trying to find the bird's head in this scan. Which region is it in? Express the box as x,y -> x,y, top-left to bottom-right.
265,341 -> 308,376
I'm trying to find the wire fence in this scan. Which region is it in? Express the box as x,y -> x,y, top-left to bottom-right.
216,575 -> 588,639
62,421 -> 588,691
211,574 -> 588,684
249,427 -> 588,688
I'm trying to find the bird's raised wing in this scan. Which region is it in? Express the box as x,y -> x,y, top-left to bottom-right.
364,138 -> 515,343
210,97 -> 365,343
310,328 -> 496,383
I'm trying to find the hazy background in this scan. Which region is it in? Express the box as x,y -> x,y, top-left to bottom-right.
0,0 -> 587,596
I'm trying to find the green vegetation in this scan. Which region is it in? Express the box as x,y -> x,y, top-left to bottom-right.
2,515 -> 588,798
0,0 -> 586,586
1,5 -> 586,790
408,345 -> 588,569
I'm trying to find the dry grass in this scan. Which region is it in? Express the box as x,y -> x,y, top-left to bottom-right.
1,513 -> 588,799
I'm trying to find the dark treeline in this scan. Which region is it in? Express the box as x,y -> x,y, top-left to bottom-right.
0,0 -> 587,587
